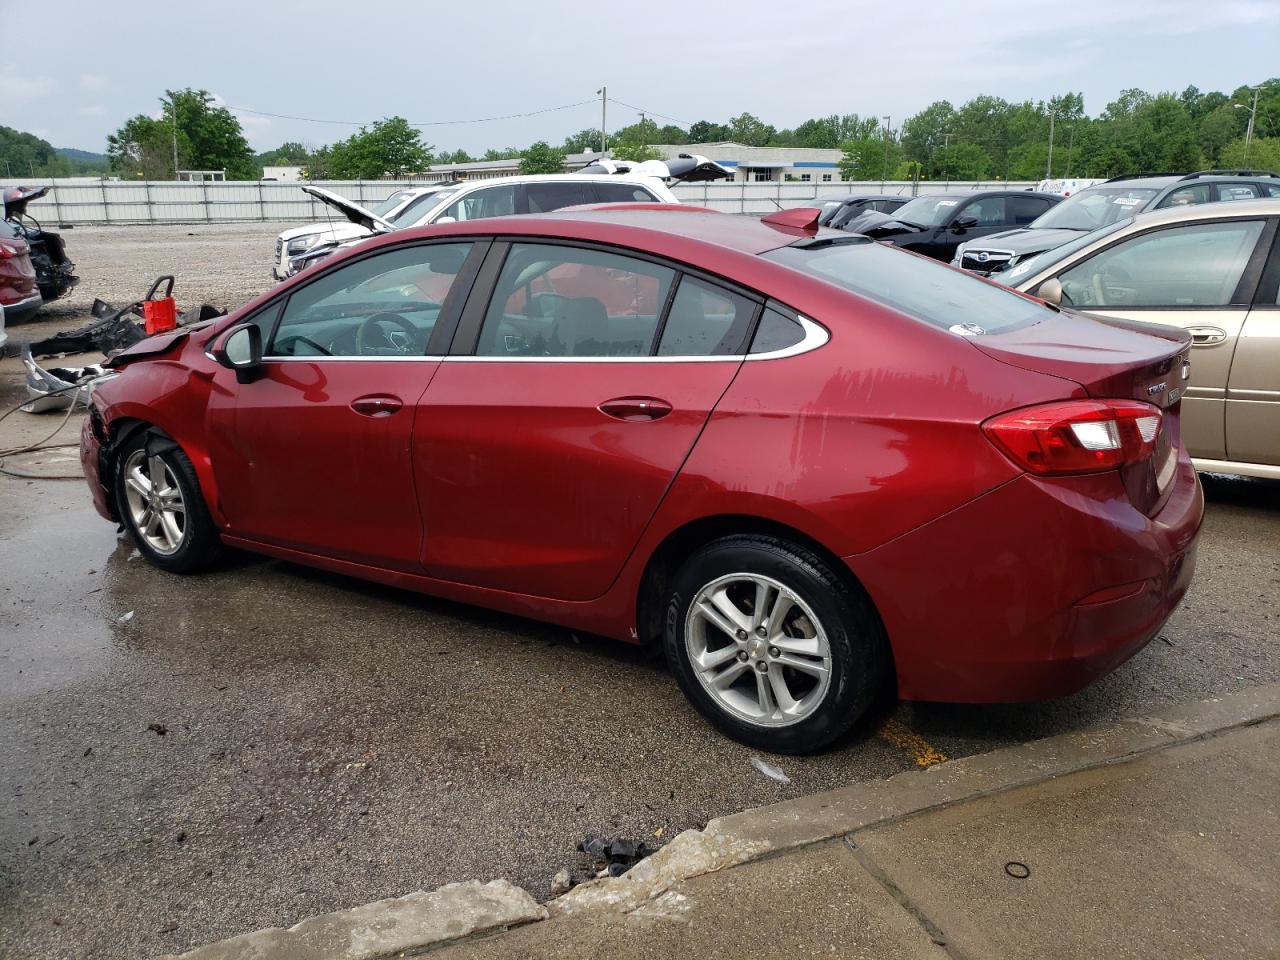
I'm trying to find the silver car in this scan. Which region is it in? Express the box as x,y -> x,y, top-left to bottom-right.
1002,198 -> 1280,480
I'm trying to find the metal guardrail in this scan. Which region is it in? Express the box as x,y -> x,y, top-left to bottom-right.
0,178 -> 1040,225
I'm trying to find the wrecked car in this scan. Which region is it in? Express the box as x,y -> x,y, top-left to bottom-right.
3,187 -> 78,315
278,155 -> 733,277
0,217 -> 43,325
272,186 -> 460,281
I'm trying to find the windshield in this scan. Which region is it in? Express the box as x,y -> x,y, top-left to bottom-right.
389,189 -> 457,227
371,191 -> 414,217
1004,219 -> 1132,283
1030,186 -> 1158,231
764,239 -> 1050,334
890,195 -> 964,227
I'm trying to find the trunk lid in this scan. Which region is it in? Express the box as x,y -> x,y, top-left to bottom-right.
973,308 -> 1191,515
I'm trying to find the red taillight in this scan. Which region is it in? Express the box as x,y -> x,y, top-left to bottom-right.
0,241 -> 19,259
983,400 -> 1163,476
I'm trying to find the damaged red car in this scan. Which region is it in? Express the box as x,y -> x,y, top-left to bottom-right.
80,206 -> 1203,753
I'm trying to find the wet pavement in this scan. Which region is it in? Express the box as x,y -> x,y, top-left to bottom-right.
2,418 -> 1278,957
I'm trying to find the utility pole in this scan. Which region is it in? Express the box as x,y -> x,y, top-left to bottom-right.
1045,110 -> 1056,179
170,93 -> 180,180
880,115 -> 891,193
1065,126 -> 1075,177
597,86 -> 608,153
1237,87 -> 1261,166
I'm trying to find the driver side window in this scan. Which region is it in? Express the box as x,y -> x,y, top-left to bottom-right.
268,243 -> 473,358
1055,221 -> 1265,309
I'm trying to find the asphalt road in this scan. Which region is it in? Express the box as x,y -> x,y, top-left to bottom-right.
2,225 -> 1278,958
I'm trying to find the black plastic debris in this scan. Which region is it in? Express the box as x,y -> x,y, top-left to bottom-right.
27,286 -> 225,360
577,834 -> 652,877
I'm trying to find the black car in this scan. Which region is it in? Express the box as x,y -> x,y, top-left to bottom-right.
847,190 -> 1061,262
953,170 -> 1280,276
816,194 -> 910,229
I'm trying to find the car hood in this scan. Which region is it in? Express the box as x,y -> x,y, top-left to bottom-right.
300,186 -> 396,234
278,221 -> 371,244
3,186 -> 49,220
962,227 -> 1085,255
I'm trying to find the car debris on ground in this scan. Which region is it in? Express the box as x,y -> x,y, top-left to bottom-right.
3,186 -> 78,306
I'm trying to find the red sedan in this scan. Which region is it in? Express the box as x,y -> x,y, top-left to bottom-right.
81,206 -> 1203,753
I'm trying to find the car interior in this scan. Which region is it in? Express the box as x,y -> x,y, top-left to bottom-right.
266,244 -> 471,357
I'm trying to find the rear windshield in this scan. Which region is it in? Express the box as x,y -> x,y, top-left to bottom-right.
389,189 -> 457,226
1031,186 -> 1158,231
763,239 -> 1050,334
372,191 -> 414,217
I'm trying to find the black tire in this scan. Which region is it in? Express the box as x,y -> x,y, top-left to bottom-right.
663,535 -> 887,754
113,429 -> 224,574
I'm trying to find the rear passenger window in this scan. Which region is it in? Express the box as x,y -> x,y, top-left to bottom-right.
476,243 -> 675,357
750,308 -> 805,354
595,182 -> 660,203
1218,184 -> 1260,202
657,278 -> 756,356
1010,196 -> 1052,224
1156,183 -> 1214,208
963,196 -> 1006,226
525,182 -> 596,212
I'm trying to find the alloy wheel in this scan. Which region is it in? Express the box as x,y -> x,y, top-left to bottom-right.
684,573 -> 833,727
121,448 -> 187,556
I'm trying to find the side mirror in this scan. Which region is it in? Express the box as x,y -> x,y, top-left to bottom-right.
434,215 -> 457,224
1037,277 -> 1064,306
213,323 -> 264,383
952,215 -> 978,232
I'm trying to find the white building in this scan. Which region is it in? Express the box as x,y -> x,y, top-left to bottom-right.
651,143 -> 845,183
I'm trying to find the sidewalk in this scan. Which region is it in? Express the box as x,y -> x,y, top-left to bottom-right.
170,685 -> 1280,960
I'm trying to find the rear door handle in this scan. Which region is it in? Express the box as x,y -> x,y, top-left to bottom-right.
598,396 -> 673,422
350,394 -> 403,417
1187,326 -> 1228,345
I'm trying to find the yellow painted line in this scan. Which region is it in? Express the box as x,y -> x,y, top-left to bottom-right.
878,719 -> 948,768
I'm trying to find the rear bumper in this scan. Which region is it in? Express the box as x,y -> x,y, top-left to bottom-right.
2,292 -> 42,324
849,456 -> 1204,703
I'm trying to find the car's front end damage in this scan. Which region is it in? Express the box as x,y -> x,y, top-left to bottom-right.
3,187 -> 78,304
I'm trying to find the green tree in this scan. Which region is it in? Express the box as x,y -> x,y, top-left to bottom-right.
727,112 -> 776,146
838,133 -> 901,180
483,147 -> 521,161
688,120 -> 731,143
518,141 -> 566,174
1220,136 -> 1280,170
562,128 -> 605,154
611,118 -> 664,162
325,117 -> 432,179
108,89 -> 256,179
900,101 -> 957,168
0,125 -> 74,177
257,141 -> 310,167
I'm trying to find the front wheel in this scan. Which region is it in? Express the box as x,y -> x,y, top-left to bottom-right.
664,536 -> 887,754
114,430 -> 224,573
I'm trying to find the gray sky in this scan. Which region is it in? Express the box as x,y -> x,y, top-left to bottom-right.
2,0 -> 1277,155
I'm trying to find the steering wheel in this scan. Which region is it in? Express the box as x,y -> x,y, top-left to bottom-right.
273,334 -> 332,356
355,312 -> 420,355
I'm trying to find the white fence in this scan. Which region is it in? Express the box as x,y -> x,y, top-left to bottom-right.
0,178 -> 1040,225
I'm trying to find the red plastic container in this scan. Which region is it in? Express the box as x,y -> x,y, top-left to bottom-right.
143,276 -> 177,335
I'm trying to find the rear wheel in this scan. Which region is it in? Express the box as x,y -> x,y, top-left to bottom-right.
664,535 -> 886,754
114,430 -> 224,573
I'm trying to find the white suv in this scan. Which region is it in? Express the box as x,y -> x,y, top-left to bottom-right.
272,185 -> 457,280
275,155 -> 731,278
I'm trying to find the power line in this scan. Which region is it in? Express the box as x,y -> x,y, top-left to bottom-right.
606,98 -> 690,128
222,99 -> 598,128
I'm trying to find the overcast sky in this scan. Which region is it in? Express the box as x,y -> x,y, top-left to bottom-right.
2,0 -> 1277,155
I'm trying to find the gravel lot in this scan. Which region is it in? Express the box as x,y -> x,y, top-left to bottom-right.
2,224 -> 1278,959
9,221 -> 281,342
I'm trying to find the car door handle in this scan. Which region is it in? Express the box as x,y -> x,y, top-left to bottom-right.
598,396 -> 673,422
1187,326 -> 1228,345
350,395 -> 403,417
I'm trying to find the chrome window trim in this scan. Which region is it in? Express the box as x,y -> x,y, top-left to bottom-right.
443,314 -> 828,363
261,354 -> 446,362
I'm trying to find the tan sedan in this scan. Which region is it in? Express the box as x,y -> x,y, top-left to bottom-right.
1001,198 -> 1280,480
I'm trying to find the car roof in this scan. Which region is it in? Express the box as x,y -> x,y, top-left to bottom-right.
1126,196 -> 1280,227
395,206 -> 807,256
825,193 -> 905,203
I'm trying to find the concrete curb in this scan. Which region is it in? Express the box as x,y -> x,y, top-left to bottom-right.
168,683 -> 1280,958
